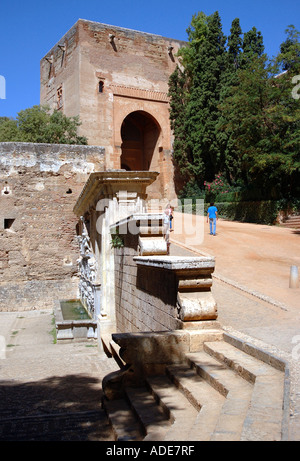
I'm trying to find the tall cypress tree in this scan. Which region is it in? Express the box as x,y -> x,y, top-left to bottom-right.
217,23 -> 266,187
227,18 -> 243,70
168,65 -> 190,182
182,11 -> 226,184
219,24 -> 300,199
241,26 -> 264,65
217,18 -> 243,184
168,12 -> 298,200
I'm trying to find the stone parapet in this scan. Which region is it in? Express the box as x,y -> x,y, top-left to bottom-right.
134,255 -> 218,322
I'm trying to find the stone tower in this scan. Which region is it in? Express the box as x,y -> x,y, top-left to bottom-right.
40,19 -> 185,200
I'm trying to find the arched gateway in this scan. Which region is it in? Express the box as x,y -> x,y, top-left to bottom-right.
120,111 -> 160,172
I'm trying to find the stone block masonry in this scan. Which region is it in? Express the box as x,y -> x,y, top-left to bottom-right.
41,19 -> 186,201
113,215 -> 217,334
0,142 -> 105,311
114,231 -> 181,333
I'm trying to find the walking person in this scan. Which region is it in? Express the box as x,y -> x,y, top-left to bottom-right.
207,203 -> 218,236
163,207 -> 171,254
167,204 -> 173,231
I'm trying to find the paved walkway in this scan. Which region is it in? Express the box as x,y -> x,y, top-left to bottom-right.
0,213 -> 299,440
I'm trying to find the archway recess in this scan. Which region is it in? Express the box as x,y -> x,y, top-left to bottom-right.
120,111 -> 160,172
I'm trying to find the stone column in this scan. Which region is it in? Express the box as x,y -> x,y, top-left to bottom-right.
73,171 -> 161,342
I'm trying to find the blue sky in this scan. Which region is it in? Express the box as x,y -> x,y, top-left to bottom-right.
0,0 -> 299,118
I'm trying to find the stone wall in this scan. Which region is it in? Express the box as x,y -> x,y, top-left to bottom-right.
0,142 -> 105,311
114,230 -> 182,333
112,214 -> 217,334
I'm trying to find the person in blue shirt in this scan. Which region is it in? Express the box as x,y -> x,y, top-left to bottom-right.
207,203 -> 218,235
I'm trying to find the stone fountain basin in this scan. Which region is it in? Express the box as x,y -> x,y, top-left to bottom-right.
54,299 -> 97,341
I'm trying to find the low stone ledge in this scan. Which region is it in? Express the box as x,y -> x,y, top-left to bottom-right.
133,255 -> 215,271
112,329 -> 224,364
111,213 -> 164,230
113,330 -> 190,365
134,256 -> 218,322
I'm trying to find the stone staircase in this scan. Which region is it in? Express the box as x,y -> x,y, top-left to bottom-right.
101,332 -> 289,441
281,215 -> 300,230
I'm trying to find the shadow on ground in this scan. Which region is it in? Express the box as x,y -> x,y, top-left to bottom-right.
0,374 -> 114,441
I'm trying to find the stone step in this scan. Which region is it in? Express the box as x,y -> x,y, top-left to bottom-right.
185,350 -> 255,440
103,335 -> 288,441
125,386 -> 171,441
284,215 -> 300,221
203,340 -> 285,441
103,398 -> 143,441
282,216 -> 300,228
165,364 -> 225,440
282,223 -> 300,226
146,375 -> 198,441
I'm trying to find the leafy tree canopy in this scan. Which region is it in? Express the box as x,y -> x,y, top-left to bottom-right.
168,11 -> 300,200
0,105 -> 87,145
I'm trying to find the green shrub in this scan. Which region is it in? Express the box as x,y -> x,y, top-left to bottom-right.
211,201 -> 279,224
179,199 -> 300,225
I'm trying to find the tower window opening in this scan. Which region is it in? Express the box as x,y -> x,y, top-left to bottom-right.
4,218 -> 15,229
2,186 -> 11,195
57,86 -> 63,110
98,80 -> 104,93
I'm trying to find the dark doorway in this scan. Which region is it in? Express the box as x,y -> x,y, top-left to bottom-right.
120,111 -> 160,171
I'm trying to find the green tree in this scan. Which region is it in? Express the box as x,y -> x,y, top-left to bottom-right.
169,11 -> 299,201
219,26 -> 300,199
217,21 -> 266,186
277,25 -> 300,72
169,13 -> 267,192
217,18 -> 244,184
41,110 -> 87,145
16,105 -> 50,143
241,26 -> 265,63
174,11 -> 226,185
0,105 -> 87,144
168,65 -> 191,189
0,117 -> 19,141
227,18 -> 243,70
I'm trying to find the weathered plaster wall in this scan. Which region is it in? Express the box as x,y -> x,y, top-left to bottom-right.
0,142 -> 105,311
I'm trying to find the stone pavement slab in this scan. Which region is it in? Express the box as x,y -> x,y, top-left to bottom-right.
0,310 -> 118,441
